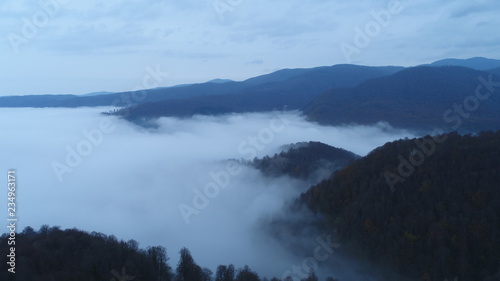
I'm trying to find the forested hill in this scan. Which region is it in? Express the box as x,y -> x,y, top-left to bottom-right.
299,130 -> 500,281
0,226 -> 172,281
250,142 -> 360,183
304,66 -> 500,133
0,226 -> 339,281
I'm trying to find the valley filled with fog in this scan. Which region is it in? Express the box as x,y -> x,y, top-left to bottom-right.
1,107 -> 416,278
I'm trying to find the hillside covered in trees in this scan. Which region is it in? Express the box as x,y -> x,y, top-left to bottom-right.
299,131 -> 500,281
249,142 -> 360,183
0,226 -> 338,281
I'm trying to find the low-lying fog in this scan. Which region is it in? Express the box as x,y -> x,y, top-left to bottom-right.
1,107 -> 416,279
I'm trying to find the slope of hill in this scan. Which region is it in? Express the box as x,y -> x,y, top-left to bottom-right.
241,67 -> 319,86
116,65 -> 403,121
487,67 -> 500,75
430,57 -> 500,70
299,131 -> 500,281
0,226 -> 172,281
250,141 -> 360,183
304,66 -> 500,133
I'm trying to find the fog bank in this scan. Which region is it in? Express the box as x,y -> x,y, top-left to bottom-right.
0,107 -> 416,278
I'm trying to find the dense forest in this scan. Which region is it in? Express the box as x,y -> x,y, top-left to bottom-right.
249,142 -> 360,183
300,131 -> 500,281
0,226 -> 339,281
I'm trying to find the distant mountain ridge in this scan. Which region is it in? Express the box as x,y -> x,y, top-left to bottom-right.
117,64 -> 403,122
304,66 -> 500,133
80,91 -> 115,97
0,64 -> 401,108
429,57 -> 500,70
241,67 -> 315,86
2,57 -> 500,133
206,78 -> 234,84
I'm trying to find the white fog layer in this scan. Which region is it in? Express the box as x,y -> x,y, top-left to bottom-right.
1,107 -> 416,278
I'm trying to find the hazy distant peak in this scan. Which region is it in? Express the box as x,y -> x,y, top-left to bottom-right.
429,57 -> 500,70
80,91 -> 114,97
206,78 -> 234,84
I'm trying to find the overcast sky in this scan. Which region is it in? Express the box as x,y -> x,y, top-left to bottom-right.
1,0 -> 499,96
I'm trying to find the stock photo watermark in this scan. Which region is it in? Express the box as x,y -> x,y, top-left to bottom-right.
282,235 -> 341,281
213,0 -> 243,22
6,170 -> 17,274
51,65 -> 169,183
7,0 -> 71,54
179,110 -> 290,224
340,0 -> 403,63
110,266 -> 135,281
385,73 -> 500,191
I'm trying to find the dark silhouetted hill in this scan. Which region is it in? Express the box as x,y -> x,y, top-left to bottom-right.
0,225 -> 173,281
250,141 -> 360,183
0,225 -> 339,281
299,130 -> 500,281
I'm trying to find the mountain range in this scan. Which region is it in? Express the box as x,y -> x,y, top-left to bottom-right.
304,66 -> 500,132
2,57 -> 500,133
114,64 -> 403,123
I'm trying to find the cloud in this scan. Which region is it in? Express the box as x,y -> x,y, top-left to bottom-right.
0,107 -> 415,278
2,0 -> 500,96
246,58 -> 264,65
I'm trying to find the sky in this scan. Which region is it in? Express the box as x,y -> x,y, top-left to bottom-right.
0,107 -> 415,279
1,0 -> 500,96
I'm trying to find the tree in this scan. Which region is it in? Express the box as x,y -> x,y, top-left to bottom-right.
175,247 -> 203,281
304,271 -> 318,281
147,246 -> 173,281
216,264 -> 235,281
235,265 -> 260,281
202,267 -> 213,281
